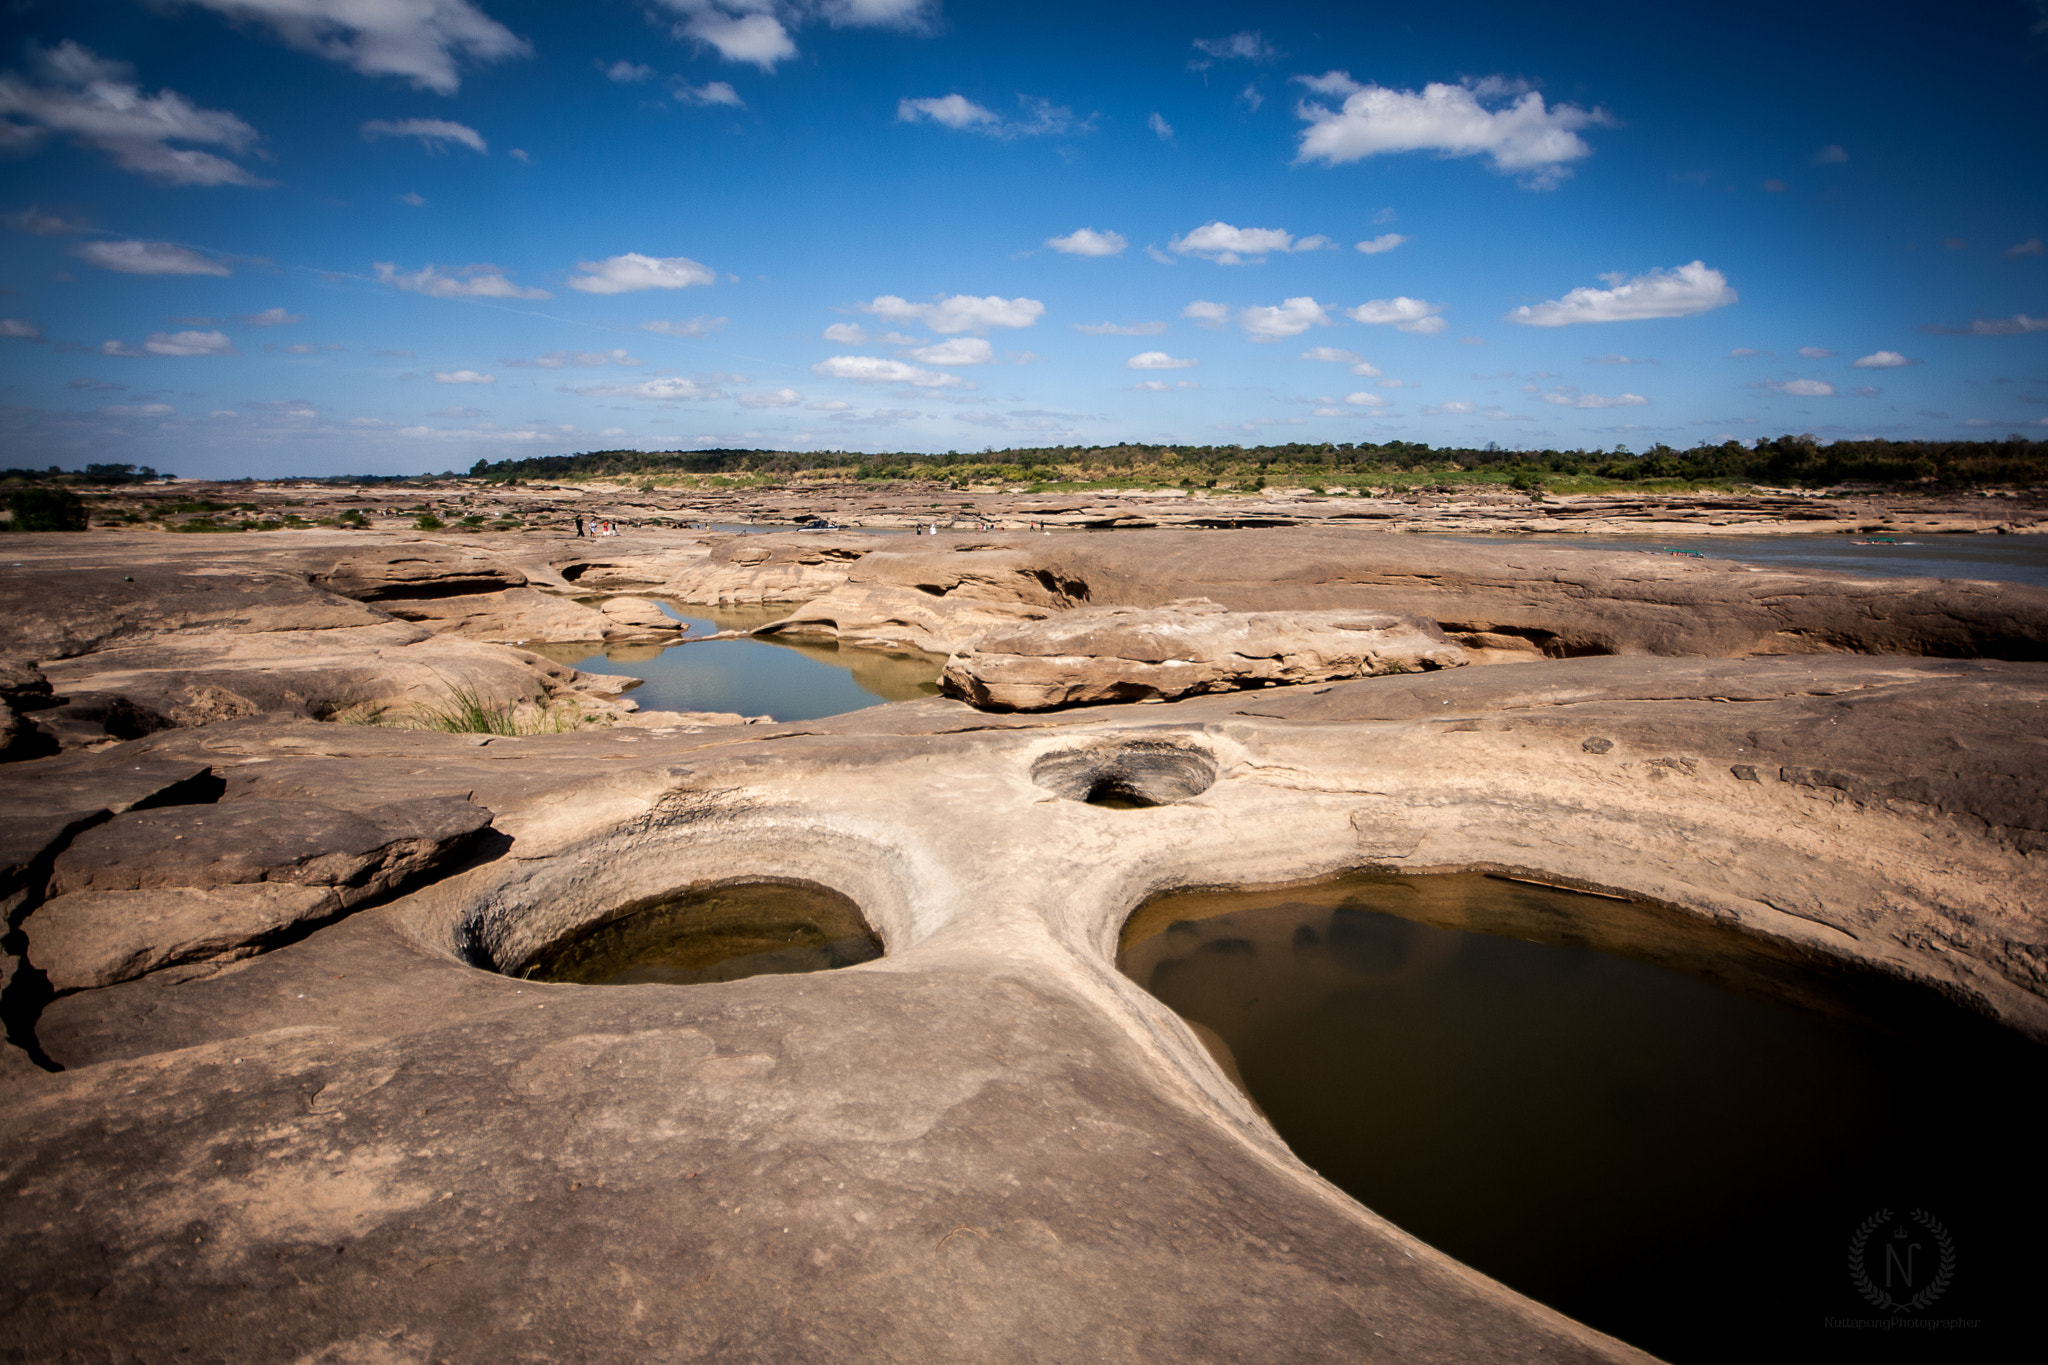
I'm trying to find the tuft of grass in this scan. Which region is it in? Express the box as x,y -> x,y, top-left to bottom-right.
332,683 -> 599,735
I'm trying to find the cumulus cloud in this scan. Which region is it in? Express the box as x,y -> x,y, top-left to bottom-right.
1148,112 -> 1173,141
1797,346 -> 1833,358
1540,389 -> 1647,409
1505,261 -> 1736,326
905,337 -> 994,365
375,261 -> 549,299
1758,378 -> 1835,397
1075,320 -> 1168,336
897,93 -> 1086,139
236,306 -> 301,326
811,354 -> 961,387
1170,221 -> 1329,264
431,369 -> 495,384
1354,233 -> 1406,254
1241,296 -> 1331,341
1302,345 -> 1381,376
1921,314 -> 2048,336
1046,227 -> 1127,257
1347,296 -> 1447,335
2,318 -> 45,340
1343,391 -> 1387,407
605,60 -> 653,83
1182,300 -> 1231,327
75,239 -> 231,275
508,349 -> 642,368
1294,70 -> 1364,97
738,387 -> 803,408
822,322 -> 869,344
675,80 -> 744,107
569,253 -> 715,294
2,205 -> 89,235
1127,351 -> 1198,369
361,117 -> 486,154
577,376 -> 723,400
2008,237 -> 2045,258
643,315 -> 727,337
658,1 -> 798,71
859,293 -> 1044,334
177,0 -> 527,93
1851,350 -> 1916,368
0,41 -> 265,186
1295,78 -> 1610,187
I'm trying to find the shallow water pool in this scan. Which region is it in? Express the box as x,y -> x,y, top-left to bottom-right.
1120,872 -> 2044,1363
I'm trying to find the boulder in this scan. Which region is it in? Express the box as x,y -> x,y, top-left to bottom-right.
597,596 -> 686,641
941,599 -> 1470,710
25,883 -> 340,990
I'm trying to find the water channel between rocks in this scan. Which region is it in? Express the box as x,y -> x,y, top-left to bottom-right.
526,600 -> 943,722
1119,872 -> 2046,1365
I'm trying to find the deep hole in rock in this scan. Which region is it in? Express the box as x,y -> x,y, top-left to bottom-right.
1031,739 -> 1218,808
1116,870 -> 2047,1365
513,880 -> 882,986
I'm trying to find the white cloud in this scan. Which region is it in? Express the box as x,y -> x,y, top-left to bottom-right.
897,93 -> 997,129
1192,31 -> 1274,62
1169,221 -> 1329,264
0,42 -> 264,186
1183,300 -> 1231,327
1422,401 -> 1475,415
398,191 -> 426,206
643,315 -> 727,337
1540,390 -> 1647,409
738,387 -> 803,408
1076,320 -> 1167,336
860,293 -> 1044,334
568,253 -> 715,294
104,402 -> 176,416
75,239 -> 230,275
432,369 -> 495,384
510,349 -> 642,368
1046,227 -> 1127,257
178,0 -> 527,94
1852,350 -> 1915,368
361,117 -> 485,154
822,322 -> 869,344
1,318 -> 43,340
655,1 -> 796,71
1239,297 -> 1331,341
375,261 -> 549,299
1302,345 -> 1381,376
1347,296 -> 1447,335
1797,345 -> 1833,358
2008,237 -> 2045,258
810,355 -> 961,387
1506,261 -> 1736,326
1239,84 -> 1265,113
1146,245 -> 1173,265
805,398 -> 851,411
1760,378 -> 1835,397
1295,78 -> 1609,188
605,60 -> 653,83
1127,351 -> 1198,369
2,206 -> 89,235
103,328 -> 238,358
236,306 -> 301,326
1131,380 -> 1171,392
1729,347 -> 1761,358
1922,314 -> 2048,336
1148,112 -> 1173,141
509,147 -> 531,163
906,337 -> 994,365
1294,70 -> 1364,97
1811,144 -> 1848,165
1354,232 -> 1407,254
675,80 -> 744,107
577,376 -> 723,400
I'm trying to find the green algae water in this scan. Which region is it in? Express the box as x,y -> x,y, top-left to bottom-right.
521,882 -> 882,986
1119,872 -> 2046,1364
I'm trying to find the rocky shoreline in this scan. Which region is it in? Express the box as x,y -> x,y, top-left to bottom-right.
2,516 -> 2044,1363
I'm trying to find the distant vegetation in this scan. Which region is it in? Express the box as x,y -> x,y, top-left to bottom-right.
465,434 -> 2048,492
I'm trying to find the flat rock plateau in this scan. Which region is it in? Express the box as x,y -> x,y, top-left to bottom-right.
2,496 -> 2045,1364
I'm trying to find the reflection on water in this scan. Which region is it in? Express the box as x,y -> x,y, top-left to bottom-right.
1456,531 -> 2048,589
525,599 -> 944,721
1119,872 -> 2045,1364
520,881 -> 881,986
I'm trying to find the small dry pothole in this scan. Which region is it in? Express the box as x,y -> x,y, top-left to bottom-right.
1031,739 -> 1218,809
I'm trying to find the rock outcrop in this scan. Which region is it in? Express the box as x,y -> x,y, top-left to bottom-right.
942,599 -> 1469,710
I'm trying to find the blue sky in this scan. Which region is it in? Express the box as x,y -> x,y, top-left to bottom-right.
2,0 -> 2045,478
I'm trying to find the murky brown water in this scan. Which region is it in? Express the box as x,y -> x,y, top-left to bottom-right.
520,881 -> 882,986
1119,872 -> 2045,1363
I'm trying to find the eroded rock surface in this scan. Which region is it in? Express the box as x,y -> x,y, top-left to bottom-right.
943,599 -> 1469,710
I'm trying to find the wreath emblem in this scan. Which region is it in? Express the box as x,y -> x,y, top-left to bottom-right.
1848,1208 -> 1956,1314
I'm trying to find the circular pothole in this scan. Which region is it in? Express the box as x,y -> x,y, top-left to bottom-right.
1031,739 -> 1218,808
512,880 -> 882,986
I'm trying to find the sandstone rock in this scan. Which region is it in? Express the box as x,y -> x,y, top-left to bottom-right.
0,564 -> 392,660
597,596 -> 686,640
942,599 -> 1469,710
47,795 -> 492,905
371,586 -> 616,642
0,756 -> 219,918
1,658 -> 55,709
25,883 -> 340,989
662,532 -> 882,603
757,582 -> 1054,654
311,546 -> 526,601
0,698 -> 58,762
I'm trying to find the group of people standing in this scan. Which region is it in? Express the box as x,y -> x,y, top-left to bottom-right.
572,517 -> 621,537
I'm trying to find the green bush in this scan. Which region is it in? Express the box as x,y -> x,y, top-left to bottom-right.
414,513 -> 445,530
4,487 -> 89,531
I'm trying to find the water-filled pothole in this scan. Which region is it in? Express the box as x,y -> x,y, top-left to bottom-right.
1119,871 -> 2045,1364
1032,739 -> 1217,808
516,880 -> 882,986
